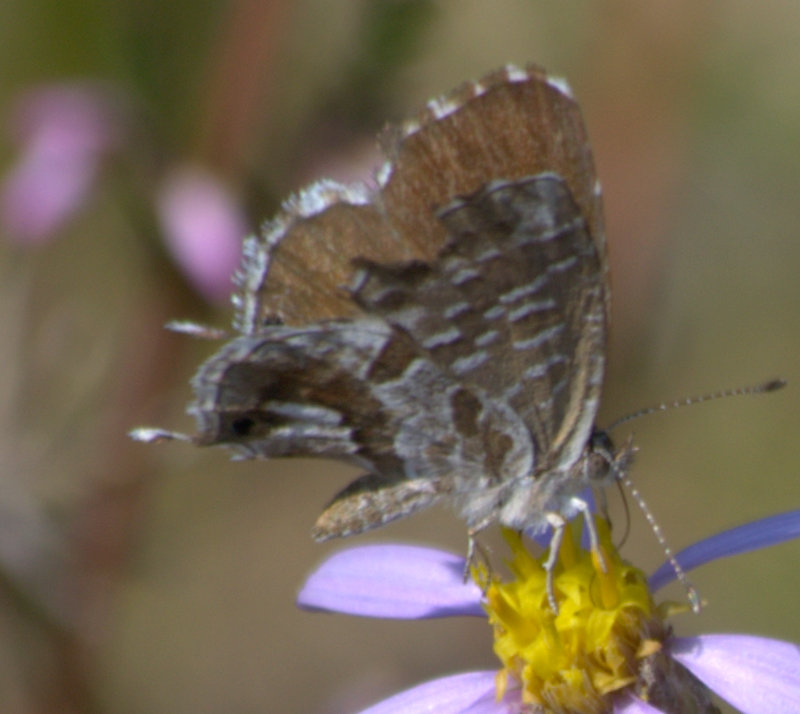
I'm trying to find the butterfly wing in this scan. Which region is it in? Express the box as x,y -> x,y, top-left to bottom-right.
236,64 -> 606,332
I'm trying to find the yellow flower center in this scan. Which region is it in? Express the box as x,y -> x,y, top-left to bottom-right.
475,517 -> 669,714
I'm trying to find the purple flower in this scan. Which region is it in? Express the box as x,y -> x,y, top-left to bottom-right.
299,510 -> 800,714
1,83 -> 120,244
1,83 -> 248,304
156,166 -> 247,303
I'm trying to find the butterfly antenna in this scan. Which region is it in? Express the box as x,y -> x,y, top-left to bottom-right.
606,378 -> 785,612
607,378 -> 786,432
619,470 -> 701,613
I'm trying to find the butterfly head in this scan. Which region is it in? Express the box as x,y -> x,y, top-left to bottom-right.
584,429 -> 636,487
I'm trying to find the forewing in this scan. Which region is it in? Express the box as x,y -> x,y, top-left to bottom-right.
235,64 -> 605,333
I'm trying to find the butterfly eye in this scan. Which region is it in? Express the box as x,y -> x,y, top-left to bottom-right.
589,429 -> 614,454
584,430 -> 616,483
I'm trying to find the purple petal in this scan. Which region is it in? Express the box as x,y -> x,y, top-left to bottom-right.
671,634 -> 800,714
649,509 -> 800,591
355,671 -> 514,714
1,151 -> 97,242
297,544 -> 484,618
613,693 -> 666,713
157,167 -> 246,303
1,84 -> 120,244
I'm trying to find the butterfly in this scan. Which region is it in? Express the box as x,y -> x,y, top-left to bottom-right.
133,64 -> 631,604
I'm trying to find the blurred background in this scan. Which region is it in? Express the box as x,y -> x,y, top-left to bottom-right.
1,1 -> 798,712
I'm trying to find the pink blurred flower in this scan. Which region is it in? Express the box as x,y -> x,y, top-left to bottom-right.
1,83 -> 120,244
156,167 -> 247,303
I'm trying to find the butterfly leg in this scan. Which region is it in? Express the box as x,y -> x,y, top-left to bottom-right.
545,500 -> 610,612
129,427 -> 192,444
543,512 -> 567,612
571,496 -> 608,575
464,530 -> 492,587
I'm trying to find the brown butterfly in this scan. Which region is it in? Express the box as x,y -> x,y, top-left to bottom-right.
133,65 -> 631,602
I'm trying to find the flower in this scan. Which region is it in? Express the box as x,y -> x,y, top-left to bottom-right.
298,509 -> 800,714
0,83 -> 121,244
1,82 -> 248,304
156,166 -> 247,303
